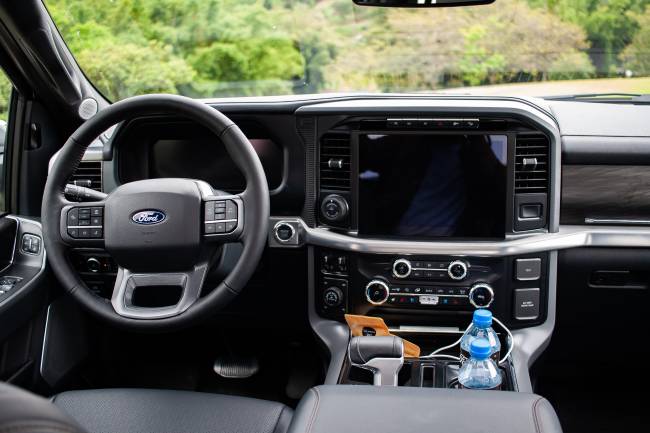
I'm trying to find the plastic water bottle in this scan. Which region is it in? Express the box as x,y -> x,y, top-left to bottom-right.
457,338 -> 502,390
459,309 -> 501,365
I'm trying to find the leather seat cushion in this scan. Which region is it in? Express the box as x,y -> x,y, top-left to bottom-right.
52,388 -> 293,433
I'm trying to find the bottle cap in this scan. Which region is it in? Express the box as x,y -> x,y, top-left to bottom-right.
469,338 -> 491,360
472,309 -> 492,328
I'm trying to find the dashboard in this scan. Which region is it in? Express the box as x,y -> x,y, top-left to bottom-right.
66,94 -> 650,390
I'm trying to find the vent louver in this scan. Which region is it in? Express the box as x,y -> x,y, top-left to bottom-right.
514,133 -> 549,194
70,161 -> 103,192
319,133 -> 351,191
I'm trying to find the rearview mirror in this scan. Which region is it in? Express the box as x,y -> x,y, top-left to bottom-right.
353,0 -> 494,7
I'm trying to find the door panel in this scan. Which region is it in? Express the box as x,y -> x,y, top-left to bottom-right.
0,215 -> 48,387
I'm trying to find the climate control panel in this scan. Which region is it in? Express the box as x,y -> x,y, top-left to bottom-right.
365,279 -> 493,309
316,248 -> 549,328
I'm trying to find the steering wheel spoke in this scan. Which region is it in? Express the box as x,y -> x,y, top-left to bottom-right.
202,194 -> 245,243
61,201 -> 107,247
110,263 -> 208,319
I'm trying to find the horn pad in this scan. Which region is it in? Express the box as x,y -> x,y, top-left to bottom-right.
104,179 -> 202,272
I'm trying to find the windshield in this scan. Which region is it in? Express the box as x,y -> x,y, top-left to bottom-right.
47,0 -> 650,99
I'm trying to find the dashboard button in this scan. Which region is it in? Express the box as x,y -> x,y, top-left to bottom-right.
323,286 -> 343,307
516,258 -> 542,281
514,288 -> 540,320
274,222 -> 295,242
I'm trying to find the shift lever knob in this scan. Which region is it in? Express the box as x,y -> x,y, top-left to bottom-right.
349,336 -> 404,386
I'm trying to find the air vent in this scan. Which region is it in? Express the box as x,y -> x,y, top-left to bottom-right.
514,133 -> 549,194
70,161 -> 102,192
319,133 -> 351,191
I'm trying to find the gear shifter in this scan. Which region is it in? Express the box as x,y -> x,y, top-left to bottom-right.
349,335 -> 404,386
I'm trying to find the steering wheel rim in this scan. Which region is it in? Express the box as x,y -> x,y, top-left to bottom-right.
42,94 -> 270,331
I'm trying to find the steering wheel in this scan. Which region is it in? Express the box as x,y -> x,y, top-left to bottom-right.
42,94 -> 269,331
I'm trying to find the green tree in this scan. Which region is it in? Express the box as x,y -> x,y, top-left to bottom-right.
621,6 -> 650,75
0,74 -> 12,121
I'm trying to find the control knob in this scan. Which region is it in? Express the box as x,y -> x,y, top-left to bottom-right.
447,260 -> 469,281
320,194 -> 349,223
86,257 -> 101,273
323,286 -> 344,307
392,259 -> 412,279
365,279 -> 390,305
469,283 -> 494,308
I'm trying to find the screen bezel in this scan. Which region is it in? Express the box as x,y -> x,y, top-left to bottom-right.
351,130 -> 516,240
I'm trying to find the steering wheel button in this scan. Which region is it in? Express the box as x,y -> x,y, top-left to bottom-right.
214,213 -> 225,220
225,201 -> 237,218
78,219 -> 90,226
225,221 -> 237,232
67,228 -> 79,238
90,207 -> 103,216
67,208 -> 79,225
78,208 -> 91,218
79,228 -> 91,238
215,222 -> 226,233
91,216 -> 103,226
205,223 -> 216,234
215,201 -> 226,209
90,228 -> 103,238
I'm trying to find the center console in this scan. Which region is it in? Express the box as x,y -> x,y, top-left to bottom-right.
312,116 -> 551,329
288,385 -> 562,433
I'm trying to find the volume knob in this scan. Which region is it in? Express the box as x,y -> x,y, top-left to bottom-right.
469,283 -> 494,308
321,194 -> 349,223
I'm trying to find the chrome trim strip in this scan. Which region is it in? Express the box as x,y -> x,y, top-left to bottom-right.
584,218 -> 650,225
204,218 -> 238,224
277,219 -> 650,256
39,304 -> 53,378
389,325 -> 462,334
67,225 -> 102,229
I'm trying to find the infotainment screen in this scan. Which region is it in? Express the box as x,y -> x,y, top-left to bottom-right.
358,134 -> 508,239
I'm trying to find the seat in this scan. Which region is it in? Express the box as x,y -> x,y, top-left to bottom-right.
0,383 -> 292,433
51,388 -> 293,433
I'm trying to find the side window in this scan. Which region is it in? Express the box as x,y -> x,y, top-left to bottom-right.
0,71 -> 11,211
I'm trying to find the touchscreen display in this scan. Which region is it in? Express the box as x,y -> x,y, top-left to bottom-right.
358,134 -> 507,238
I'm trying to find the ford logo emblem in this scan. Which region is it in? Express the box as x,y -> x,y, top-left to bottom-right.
132,210 -> 166,225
